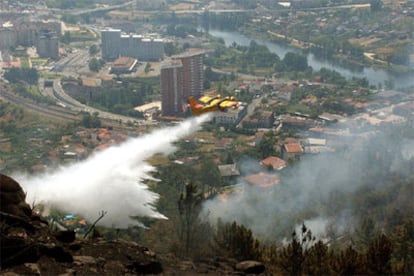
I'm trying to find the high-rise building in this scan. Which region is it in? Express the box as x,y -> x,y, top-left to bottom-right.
160,49 -> 205,116
101,29 -> 164,61
160,60 -> 183,116
101,29 -> 121,60
173,48 -> 204,100
37,30 -> 59,60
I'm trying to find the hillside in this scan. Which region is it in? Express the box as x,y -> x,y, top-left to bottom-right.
0,174 -> 265,275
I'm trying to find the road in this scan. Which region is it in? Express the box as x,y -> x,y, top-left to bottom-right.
51,79 -> 149,125
0,87 -> 80,122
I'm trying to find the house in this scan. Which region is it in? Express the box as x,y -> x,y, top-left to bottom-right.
303,137 -> 337,154
242,111 -> 274,129
214,103 -> 247,126
218,164 -> 240,185
110,56 -> 137,74
282,115 -> 318,129
244,172 -> 280,188
214,138 -> 234,151
281,143 -> 303,161
261,156 -> 287,171
218,164 -> 240,177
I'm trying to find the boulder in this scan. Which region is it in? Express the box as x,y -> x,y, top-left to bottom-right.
235,260 -> 265,274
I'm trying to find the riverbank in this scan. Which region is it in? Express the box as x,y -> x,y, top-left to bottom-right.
238,26 -> 414,76
208,28 -> 414,90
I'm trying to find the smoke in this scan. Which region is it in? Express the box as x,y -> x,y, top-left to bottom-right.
15,114 -> 210,229
203,124 -> 414,241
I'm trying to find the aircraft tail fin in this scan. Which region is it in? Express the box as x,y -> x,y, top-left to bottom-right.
188,97 -> 203,115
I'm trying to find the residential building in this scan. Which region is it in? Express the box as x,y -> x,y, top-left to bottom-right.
160,60 -> 184,116
110,57 -> 137,74
244,172 -> 280,188
218,164 -> 240,185
213,103 -> 246,125
161,49 -> 205,116
37,30 -> 59,60
242,111 -> 274,128
281,143 -> 303,161
172,48 -> 205,100
261,156 -> 287,171
0,20 -> 60,59
101,29 -> 164,61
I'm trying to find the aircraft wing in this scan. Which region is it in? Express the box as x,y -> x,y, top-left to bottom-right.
218,98 -> 238,108
198,95 -> 214,104
198,95 -> 222,105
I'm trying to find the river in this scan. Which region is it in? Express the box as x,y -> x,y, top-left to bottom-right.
208,29 -> 414,90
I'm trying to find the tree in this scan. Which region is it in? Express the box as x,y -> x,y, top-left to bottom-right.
365,234 -> 393,275
177,182 -> 204,256
213,220 -> 261,261
391,219 -> 414,274
283,52 -> 308,71
81,112 -> 101,128
88,58 -> 101,72
331,245 -> 364,275
60,31 -> 71,44
304,241 -> 331,275
370,0 -> 383,12
4,68 -> 39,85
197,158 -> 221,194
279,224 -> 314,275
89,44 -> 99,55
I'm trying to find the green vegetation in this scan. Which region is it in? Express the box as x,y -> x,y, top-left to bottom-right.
66,77 -> 158,118
88,58 -> 104,72
80,112 -> 101,128
10,84 -> 55,105
4,68 -> 39,85
0,102 -> 77,173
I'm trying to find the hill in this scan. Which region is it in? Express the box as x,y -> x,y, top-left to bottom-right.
0,173 -> 265,275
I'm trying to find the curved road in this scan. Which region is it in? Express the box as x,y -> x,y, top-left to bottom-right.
51,79 -> 149,126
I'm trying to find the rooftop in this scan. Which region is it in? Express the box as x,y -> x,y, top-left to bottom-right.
244,172 -> 280,188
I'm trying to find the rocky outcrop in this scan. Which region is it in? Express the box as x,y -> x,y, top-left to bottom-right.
0,174 -> 73,269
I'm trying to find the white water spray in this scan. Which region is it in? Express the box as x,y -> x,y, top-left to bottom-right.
15,115 -> 210,228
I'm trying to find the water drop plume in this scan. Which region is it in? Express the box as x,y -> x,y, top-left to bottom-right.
15,114 -> 210,228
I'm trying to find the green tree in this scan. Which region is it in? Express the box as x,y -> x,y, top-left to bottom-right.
60,31 -> 71,44
88,58 -> 101,72
279,224 -> 314,275
81,112 -> 101,128
370,0 -> 383,12
283,52 -> 308,71
177,182 -> 204,256
4,68 -> 39,85
213,220 -> 261,261
89,44 -> 99,55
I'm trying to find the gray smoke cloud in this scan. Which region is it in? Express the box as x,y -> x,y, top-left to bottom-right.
203,124 -> 413,240
15,114 -> 211,228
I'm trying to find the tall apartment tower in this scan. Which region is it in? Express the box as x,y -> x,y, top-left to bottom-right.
37,30 -> 59,60
160,49 -> 205,116
101,29 -> 121,60
160,61 -> 183,116
174,48 -> 204,100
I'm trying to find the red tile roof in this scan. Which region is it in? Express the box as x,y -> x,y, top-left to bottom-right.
284,143 -> 303,153
261,156 -> 287,170
244,172 -> 280,188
